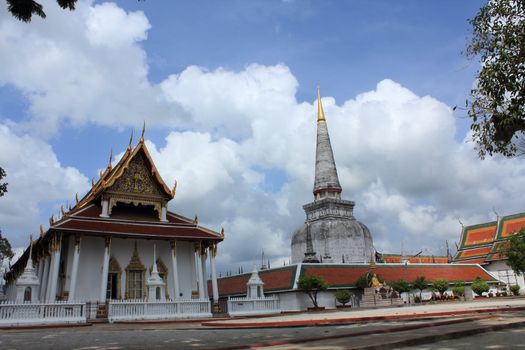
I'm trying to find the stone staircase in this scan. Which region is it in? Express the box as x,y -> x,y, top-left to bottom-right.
360,287 -> 403,308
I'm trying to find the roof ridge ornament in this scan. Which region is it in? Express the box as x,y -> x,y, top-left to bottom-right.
317,85 -> 326,123
140,120 -> 146,144
128,128 -> 134,151
107,148 -> 113,171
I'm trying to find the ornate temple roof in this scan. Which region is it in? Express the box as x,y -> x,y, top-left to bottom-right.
453,212 -> 525,264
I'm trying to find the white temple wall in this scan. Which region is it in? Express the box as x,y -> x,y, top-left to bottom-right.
75,236 -> 105,301
485,260 -> 525,293
176,241 -> 198,299
278,291 -> 337,311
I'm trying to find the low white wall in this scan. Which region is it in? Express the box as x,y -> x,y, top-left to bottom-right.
0,301 -> 86,327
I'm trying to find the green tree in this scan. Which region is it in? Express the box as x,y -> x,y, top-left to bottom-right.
0,167 -> 7,197
431,279 -> 449,299
0,229 -> 14,268
355,275 -> 370,290
390,280 -> 411,294
6,0 -> 77,23
510,284 -> 521,296
334,289 -> 352,306
471,276 -> 490,296
297,274 -> 328,308
413,276 -> 427,302
452,281 -> 465,297
465,0 -> 525,158
500,228 -> 525,275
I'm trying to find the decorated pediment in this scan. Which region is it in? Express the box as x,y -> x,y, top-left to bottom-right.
109,151 -> 166,199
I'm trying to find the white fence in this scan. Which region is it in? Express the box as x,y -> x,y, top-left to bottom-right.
228,296 -> 281,316
0,301 -> 86,326
108,299 -> 212,322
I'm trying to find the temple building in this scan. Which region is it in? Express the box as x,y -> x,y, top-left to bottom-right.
4,128 -> 223,318
291,87 -> 375,264
453,212 -> 525,293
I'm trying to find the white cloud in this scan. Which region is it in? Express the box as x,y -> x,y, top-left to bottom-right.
0,124 -> 89,244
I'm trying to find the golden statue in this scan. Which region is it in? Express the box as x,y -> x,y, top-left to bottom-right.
371,273 -> 383,288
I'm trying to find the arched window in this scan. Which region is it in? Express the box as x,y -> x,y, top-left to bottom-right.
106,257 -> 122,300
24,287 -> 31,302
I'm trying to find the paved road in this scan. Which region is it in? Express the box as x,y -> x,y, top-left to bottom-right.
399,326 -> 525,349
0,319 -> 446,350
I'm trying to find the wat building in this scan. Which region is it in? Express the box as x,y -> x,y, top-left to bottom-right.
4,128 -> 223,319
291,87 -> 375,264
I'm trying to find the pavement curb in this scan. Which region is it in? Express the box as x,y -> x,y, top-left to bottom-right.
0,322 -> 92,331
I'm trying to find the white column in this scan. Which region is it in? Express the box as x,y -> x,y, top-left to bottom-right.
196,244 -> 205,300
201,248 -> 208,298
99,238 -> 111,302
170,241 -> 180,300
161,206 -> 168,222
210,244 -> 219,305
100,199 -> 109,218
45,252 -> 55,301
39,255 -> 50,301
47,236 -> 62,302
68,237 -> 81,302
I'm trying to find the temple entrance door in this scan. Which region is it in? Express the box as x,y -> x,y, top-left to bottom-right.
106,273 -> 119,300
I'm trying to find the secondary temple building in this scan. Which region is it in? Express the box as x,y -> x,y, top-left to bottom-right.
4,129 -> 223,318
453,212 -> 525,293
291,87 -> 375,264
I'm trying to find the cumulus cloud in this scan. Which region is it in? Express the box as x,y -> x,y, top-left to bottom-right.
0,124 -> 89,242
2,0 -> 525,271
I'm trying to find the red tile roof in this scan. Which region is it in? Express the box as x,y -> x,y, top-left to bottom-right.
213,263 -> 497,296
211,266 -> 297,296
53,216 -> 221,240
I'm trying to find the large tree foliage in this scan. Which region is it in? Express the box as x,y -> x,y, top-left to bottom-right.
0,230 -> 14,265
6,0 -> 77,22
297,274 -> 328,308
466,0 -> 525,158
0,167 -> 6,197
501,228 -> 525,275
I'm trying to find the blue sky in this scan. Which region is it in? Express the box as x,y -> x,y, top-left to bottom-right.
3,0 -> 524,273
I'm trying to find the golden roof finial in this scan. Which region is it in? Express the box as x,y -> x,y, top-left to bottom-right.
29,233 -> 33,245
194,214 -> 198,224
171,180 -> 177,197
75,192 -> 79,205
91,177 -> 95,187
40,224 -> 44,238
317,84 -> 326,122
61,205 -> 65,217
128,128 -> 134,151
49,215 -> 54,225
107,148 -> 113,171
140,120 -> 146,143
99,170 -> 103,178
220,226 -> 224,237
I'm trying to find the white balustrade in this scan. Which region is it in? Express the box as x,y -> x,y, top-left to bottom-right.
0,301 -> 86,326
227,296 -> 281,316
108,299 -> 212,322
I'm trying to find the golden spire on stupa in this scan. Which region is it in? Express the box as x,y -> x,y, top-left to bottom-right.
317,85 -> 326,123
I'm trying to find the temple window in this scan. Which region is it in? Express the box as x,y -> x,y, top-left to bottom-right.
125,242 -> 145,300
